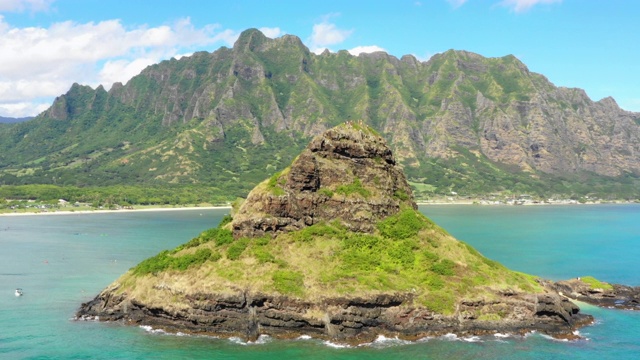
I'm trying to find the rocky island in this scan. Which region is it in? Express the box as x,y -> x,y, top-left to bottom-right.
77,123 -> 595,344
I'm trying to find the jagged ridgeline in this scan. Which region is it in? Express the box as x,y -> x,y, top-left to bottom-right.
2,29 -> 640,199
78,124 -> 590,343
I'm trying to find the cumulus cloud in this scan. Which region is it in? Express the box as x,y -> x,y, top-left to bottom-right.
0,101 -> 50,118
0,0 -> 54,12
98,58 -> 158,87
348,45 -> 386,56
0,16 -> 237,117
499,0 -> 562,13
258,26 -> 283,38
307,17 -> 352,54
311,22 -> 352,47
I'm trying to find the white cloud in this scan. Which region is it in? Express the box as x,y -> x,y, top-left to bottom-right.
173,52 -> 193,60
258,26 -> 283,38
413,52 -> 437,62
447,0 -> 468,8
0,0 -> 54,12
0,16 -> 237,117
311,47 -> 329,55
307,18 -> 352,53
348,45 -> 386,56
0,101 -> 50,118
98,58 -> 157,88
305,18 -> 384,58
499,0 -> 562,13
209,28 -> 239,45
311,22 -> 352,47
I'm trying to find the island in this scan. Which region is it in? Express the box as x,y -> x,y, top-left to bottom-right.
78,123 -> 600,344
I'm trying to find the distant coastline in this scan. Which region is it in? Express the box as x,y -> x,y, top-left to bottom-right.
418,199 -> 638,206
3,199 -> 637,217
0,205 -> 231,217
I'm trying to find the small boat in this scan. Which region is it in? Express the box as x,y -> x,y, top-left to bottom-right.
15,288 -> 23,296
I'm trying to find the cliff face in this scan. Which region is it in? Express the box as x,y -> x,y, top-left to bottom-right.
77,124 -> 593,343
232,123 -> 416,238
78,285 -> 590,344
2,29 -> 640,197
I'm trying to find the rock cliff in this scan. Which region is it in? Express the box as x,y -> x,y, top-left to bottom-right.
79,285 -> 591,344
77,124 -> 593,344
232,123 -> 416,238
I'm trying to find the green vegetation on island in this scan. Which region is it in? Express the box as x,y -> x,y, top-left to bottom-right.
123,207 -> 541,315
579,276 -> 614,291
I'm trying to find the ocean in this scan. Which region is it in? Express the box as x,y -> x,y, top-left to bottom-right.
1,205 -> 639,359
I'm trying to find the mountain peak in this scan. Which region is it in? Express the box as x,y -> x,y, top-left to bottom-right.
233,28 -> 270,52
231,122 -> 417,238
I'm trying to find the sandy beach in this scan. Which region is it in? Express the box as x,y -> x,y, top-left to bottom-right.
0,206 -> 232,217
2,198 -> 629,217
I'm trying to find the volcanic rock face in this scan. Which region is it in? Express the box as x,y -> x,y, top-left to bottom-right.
231,123 -> 417,238
78,285 -> 591,344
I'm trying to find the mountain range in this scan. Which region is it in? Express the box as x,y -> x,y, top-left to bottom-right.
0,116 -> 32,124
1,28 -> 639,200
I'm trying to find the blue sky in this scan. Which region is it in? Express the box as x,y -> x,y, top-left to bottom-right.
0,0 -> 638,117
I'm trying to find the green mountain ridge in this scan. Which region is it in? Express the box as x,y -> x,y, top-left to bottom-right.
0,116 -> 32,124
1,28 -> 639,200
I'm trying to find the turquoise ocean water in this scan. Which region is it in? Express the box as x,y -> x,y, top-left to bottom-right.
1,205 -> 639,359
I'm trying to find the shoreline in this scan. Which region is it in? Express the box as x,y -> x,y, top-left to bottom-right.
0,205 -> 231,217
3,200 -> 637,217
417,200 -> 638,206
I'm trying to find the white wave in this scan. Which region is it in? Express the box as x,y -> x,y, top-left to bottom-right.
539,333 -> 568,342
229,335 -> 272,346
415,336 -> 432,343
322,340 -> 352,349
139,325 -> 166,334
442,333 -> 458,341
296,335 -> 312,340
494,333 -> 510,338
359,335 -> 413,348
228,337 -> 247,345
254,335 -> 272,344
462,336 -> 483,343
75,315 -> 100,321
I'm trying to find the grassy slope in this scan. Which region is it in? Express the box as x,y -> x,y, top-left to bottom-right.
114,208 -> 542,315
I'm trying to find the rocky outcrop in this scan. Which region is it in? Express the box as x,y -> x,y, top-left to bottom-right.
552,279 -> 640,310
78,284 -> 592,344
231,123 -> 416,238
